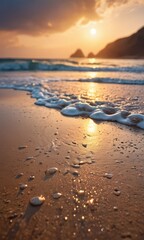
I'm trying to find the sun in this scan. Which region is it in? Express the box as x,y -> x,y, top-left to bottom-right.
90,28 -> 97,36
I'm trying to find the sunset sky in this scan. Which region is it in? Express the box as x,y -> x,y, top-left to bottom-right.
0,0 -> 144,58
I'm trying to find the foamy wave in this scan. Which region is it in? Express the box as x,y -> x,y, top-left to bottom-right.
0,82 -> 143,130
0,59 -> 144,73
35,88 -> 144,129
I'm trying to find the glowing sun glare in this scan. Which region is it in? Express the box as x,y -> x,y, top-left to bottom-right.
90,28 -> 97,36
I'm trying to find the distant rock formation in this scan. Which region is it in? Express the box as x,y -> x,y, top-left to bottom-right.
70,49 -> 85,58
87,52 -> 95,58
96,26 -> 144,58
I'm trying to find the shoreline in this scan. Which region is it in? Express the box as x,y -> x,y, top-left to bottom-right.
0,89 -> 144,240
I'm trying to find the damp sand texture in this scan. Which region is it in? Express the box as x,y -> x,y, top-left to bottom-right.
0,89 -> 144,240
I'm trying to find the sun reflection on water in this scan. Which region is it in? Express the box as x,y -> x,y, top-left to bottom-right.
87,72 -> 97,79
88,58 -> 97,64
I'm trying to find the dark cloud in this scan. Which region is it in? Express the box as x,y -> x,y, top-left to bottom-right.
0,0 -> 143,35
0,0 -> 98,35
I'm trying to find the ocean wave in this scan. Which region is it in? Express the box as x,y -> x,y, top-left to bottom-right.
46,77 -> 144,85
0,59 -> 144,73
78,77 -> 144,85
0,75 -> 144,86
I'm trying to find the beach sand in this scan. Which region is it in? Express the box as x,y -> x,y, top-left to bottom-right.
0,89 -> 144,240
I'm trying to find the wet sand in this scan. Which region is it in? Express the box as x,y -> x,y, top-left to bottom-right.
0,89 -> 144,240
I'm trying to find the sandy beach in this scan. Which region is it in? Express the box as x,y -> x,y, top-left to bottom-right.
0,89 -> 144,240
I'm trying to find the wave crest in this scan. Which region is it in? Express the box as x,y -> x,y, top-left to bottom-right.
0,59 -> 144,73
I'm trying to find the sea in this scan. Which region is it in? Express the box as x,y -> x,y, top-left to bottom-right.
0,58 -> 144,129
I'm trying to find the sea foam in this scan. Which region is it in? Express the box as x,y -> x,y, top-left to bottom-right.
0,81 -> 144,129
32,85 -> 144,129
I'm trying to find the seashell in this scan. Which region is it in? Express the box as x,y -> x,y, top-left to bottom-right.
53,192 -> 62,199
20,184 -> 28,190
45,167 -> 58,176
30,195 -> 45,206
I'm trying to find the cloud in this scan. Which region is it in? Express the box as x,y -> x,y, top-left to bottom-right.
0,0 -> 98,35
0,31 -> 18,47
104,0 -> 143,7
0,0 -> 143,35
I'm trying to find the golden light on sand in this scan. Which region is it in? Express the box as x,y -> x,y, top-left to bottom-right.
90,28 -> 97,36
87,72 -> 97,78
87,82 -> 97,99
86,119 -> 97,135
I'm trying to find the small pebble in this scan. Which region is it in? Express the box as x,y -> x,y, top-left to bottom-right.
35,147 -> 40,150
72,170 -> 79,176
104,173 -> 113,179
26,157 -> 34,161
53,192 -> 62,199
121,232 -> 132,239
114,189 -> 121,196
30,195 -> 45,206
4,199 -> 11,204
71,164 -> 80,169
87,160 -> 93,164
18,146 -> 27,150
77,190 -> 85,196
63,169 -> 69,175
79,161 -> 85,165
45,167 -> 58,176
16,173 -> 24,178
87,198 -> 94,205
20,184 -> 28,190
8,213 -> 18,219
113,206 -> 118,211
82,144 -> 87,148
64,216 -> 68,221
29,175 -> 35,180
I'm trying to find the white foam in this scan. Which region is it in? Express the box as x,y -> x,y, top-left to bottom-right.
90,109 -> 144,129
0,77 -> 144,130
61,102 -> 95,116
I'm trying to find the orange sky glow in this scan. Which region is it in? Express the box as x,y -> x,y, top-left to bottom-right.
0,0 -> 144,58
